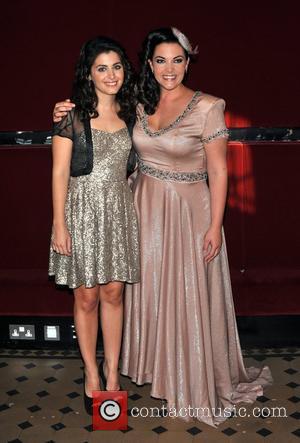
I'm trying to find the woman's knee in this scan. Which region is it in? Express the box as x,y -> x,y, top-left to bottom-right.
74,287 -> 99,313
100,282 -> 124,306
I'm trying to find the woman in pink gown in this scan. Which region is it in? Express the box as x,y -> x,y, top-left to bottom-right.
121,27 -> 273,427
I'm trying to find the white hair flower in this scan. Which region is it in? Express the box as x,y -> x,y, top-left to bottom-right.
171,27 -> 199,55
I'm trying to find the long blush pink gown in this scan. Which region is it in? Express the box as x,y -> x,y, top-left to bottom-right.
121,91 -> 273,427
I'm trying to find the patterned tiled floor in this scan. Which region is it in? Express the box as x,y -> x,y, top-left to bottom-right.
0,347 -> 299,442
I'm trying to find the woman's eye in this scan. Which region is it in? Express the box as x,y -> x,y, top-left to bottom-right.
155,59 -> 165,64
97,67 -> 106,72
174,58 -> 184,63
115,64 -> 122,70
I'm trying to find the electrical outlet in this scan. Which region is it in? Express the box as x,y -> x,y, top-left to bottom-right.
44,325 -> 60,341
9,324 -> 35,340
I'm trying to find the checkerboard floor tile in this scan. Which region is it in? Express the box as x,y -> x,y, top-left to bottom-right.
0,347 -> 299,442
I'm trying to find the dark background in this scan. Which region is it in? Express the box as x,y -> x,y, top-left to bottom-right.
1,1 -> 299,131
0,2 -> 300,337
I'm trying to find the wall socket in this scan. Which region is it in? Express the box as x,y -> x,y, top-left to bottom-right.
9,324 -> 35,340
44,325 -> 60,341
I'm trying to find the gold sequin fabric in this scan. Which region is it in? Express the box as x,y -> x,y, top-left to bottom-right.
48,127 -> 140,288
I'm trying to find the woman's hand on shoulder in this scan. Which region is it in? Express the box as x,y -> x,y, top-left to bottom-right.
53,99 -> 75,123
52,224 -> 72,256
203,226 -> 222,263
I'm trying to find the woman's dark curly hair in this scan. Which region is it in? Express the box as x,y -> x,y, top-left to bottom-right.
71,36 -> 136,122
138,27 -> 189,115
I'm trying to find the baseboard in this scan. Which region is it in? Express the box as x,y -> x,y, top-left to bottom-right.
0,315 -> 299,350
236,315 -> 300,347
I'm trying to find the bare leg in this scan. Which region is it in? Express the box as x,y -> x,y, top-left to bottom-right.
74,285 -> 100,396
99,281 -> 124,390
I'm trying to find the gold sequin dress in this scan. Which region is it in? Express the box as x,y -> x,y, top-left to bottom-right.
49,127 -> 140,288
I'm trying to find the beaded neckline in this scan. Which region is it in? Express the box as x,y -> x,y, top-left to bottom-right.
141,90 -> 202,137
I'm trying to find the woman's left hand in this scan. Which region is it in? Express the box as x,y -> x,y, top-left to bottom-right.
203,226 -> 222,263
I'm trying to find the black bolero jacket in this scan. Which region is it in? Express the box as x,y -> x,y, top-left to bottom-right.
52,110 -> 137,177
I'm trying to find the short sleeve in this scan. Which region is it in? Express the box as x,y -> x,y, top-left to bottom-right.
52,110 -> 74,140
202,99 -> 229,145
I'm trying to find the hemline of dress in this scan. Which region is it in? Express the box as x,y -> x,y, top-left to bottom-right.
120,365 -> 273,427
48,273 -> 140,289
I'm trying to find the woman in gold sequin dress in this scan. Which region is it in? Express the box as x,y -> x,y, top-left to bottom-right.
48,36 -> 139,414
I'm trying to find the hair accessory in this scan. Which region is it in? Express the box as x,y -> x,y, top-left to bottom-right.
171,27 -> 199,55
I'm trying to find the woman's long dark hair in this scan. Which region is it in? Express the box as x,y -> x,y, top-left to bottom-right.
71,36 -> 136,122
138,28 -> 189,115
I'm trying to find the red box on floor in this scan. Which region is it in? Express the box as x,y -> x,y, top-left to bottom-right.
92,390 -> 128,431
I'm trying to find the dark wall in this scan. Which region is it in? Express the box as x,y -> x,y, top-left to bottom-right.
1,142 -> 300,317
1,1 -> 299,130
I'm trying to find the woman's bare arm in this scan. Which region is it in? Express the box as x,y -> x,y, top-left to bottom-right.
203,137 -> 228,262
51,135 -> 73,255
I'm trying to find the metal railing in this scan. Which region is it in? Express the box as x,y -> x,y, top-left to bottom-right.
0,128 -> 300,146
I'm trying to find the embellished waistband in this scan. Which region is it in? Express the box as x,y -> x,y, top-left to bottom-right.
138,159 -> 208,183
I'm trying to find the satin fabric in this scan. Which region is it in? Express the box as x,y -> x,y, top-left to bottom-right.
121,92 -> 273,427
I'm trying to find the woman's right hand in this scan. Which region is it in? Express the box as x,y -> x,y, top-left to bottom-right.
53,99 -> 75,122
52,224 -> 72,256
